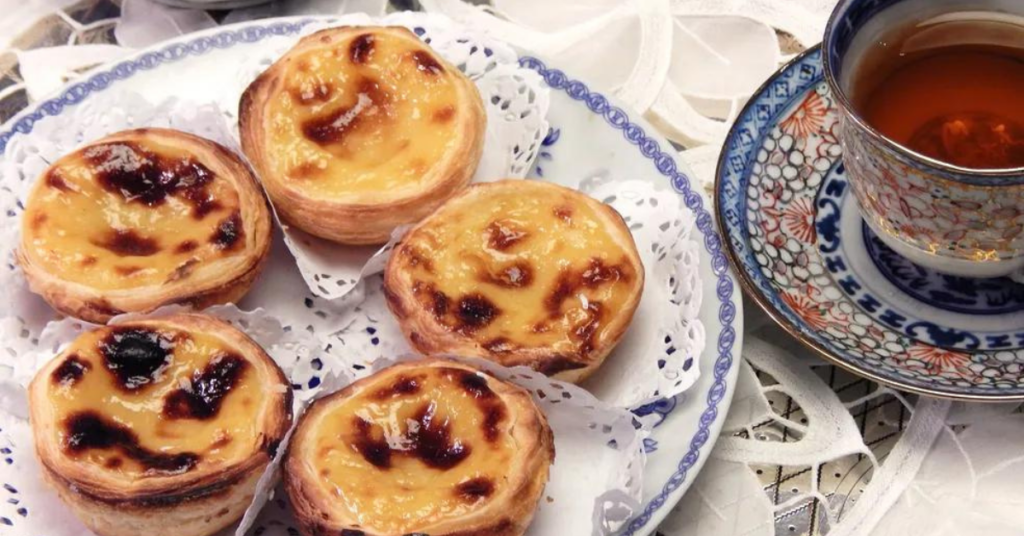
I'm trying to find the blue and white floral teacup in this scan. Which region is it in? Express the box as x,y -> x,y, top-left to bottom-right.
823,0 -> 1024,279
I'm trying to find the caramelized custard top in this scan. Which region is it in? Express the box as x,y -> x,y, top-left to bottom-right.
261,28 -> 465,200
306,366 -> 516,533
393,182 -> 642,371
43,322 -> 270,477
21,133 -> 249,291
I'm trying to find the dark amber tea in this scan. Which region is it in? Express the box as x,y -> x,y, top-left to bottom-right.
851,14 -> 1024,170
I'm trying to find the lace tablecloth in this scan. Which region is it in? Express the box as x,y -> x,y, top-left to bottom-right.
1,1 -> 1020,535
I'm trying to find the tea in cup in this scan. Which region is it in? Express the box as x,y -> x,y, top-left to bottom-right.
824,0 -> 1024,278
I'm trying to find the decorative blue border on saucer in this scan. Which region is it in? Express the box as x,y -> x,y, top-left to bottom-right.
0,20 -> 738,535
717,45 -> 1024,399
815,163 -> 1024,351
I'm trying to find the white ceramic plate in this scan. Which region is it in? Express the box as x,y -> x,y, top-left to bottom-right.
0,17 -> 743,535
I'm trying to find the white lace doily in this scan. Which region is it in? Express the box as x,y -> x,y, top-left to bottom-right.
221,12 -> 552,301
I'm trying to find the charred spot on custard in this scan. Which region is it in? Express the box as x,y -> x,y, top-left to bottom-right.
483,405 -> 506,442
175,240 -> 199,254
52,354 -> 90,386
455,477 -> 495,502
85,142 -> 221,219
372,374 -> 423,400
573,302 -> 604,356
413,281 -> 450,319
349,34 -> 375,64
183,189 -> 223,220
545,257 -> 632,314
433,105 -> 456,123
479,261 -> 534,289
443,369 -> 505,442
554,205 -> 573,223
99,327 -> 175,392
302,78 -> 391,146
63,411 -> 199,474
92,229 -> 160,257
353,417 -> 392,469
581,257 -> 631,287
408,402 -> 471,469
486,220 -> 528,251
452,369 -> 495,399
411,50 -> 444,75
455,294 -> 500,332
353,402 -> 472,470
210,212 -> 244,250
163,353 -> 248,420
45,170 -> 71,192
80,255 -> 98,267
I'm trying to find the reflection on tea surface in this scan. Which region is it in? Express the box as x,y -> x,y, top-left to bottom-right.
852,13 -> 1024,170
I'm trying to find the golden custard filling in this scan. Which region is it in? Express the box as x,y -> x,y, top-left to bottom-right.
22,138 -> 247,291
309,367 -> 515,533
45,324 -> 265,477
264,29 -> 462,199
398,187 -> 640,362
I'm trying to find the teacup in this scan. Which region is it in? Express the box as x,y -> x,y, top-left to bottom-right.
823,0 -> 1024,279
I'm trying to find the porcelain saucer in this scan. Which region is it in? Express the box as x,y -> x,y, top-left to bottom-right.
717,45 -> 1024,400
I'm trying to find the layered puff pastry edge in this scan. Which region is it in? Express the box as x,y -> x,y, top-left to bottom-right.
384,180 -> 645,383
28,313 -> 292,536
284,358 -> 554,536
17,128 -> 272,324
239,25 -> 486,245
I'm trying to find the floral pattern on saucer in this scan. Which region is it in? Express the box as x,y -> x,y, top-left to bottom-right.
718,46 -> 1024,399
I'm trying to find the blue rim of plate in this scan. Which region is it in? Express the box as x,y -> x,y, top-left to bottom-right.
0,17 -> 741,535
715,44 -> 1024,401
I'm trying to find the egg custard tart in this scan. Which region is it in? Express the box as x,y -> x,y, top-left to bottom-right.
285,359 -> 553,536
17,128 -> 272,323
239,26 -> 486,245
384,180 -> 645,383
28,314 -> 291,536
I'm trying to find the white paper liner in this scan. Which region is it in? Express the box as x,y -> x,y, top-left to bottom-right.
0,305 -> 352,536
220,12 -> 552,301
321,173 -> 705,410
0,93 -> 364,344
